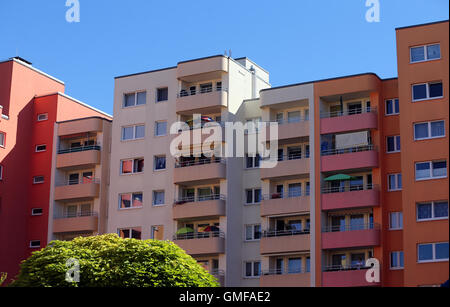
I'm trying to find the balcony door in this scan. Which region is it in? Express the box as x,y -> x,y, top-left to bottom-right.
331,216 -> 345,232
348,102 -> 362,115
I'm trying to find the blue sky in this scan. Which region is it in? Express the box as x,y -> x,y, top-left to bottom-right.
0,0 -> 448,115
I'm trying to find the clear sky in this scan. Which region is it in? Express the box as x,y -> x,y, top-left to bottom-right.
0,0 -> 448,115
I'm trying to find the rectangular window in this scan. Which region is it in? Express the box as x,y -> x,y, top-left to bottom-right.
245,154 -> 261,169
121,125 -> 145,141
288,183 -> 302,198
155,121 -> 167,136
390,251 -> 404,269
0,132 -> 5,147
153,191 -> 165,206
245,189 -> 261,204
287,111 -> 301,123
119,193 -> 143,209
389,212 -> 403,230
35,144 -> 47,152
31,208 -> 43,216
33,176 -> 44,184
123,91 -> 146,107
154,156 -> 166,170
416,161 -> 447,180
414,120 -> 445,140
388,174 -> 402,191
417,201 -> 448,221
412,82 -> 443,101
387,136 -> 401,153
244,261 -> 261,278
120,158 -> 144,175
29,240 -> 41,248
288,258 -> 302,274
151,225 -> 164,240
156,88 -> 168,102
37,113 -> 48,122
0,165 -> 2,180
385,99 -> 400,115
118,227 -> 142,240
418,242 -> 449,262
245,224 -> 261,241
410,44 -> 441,63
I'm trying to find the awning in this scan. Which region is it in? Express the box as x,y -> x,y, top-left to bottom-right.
324,174 -> 358,181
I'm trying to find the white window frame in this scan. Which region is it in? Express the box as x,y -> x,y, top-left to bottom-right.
385,98 -> 399,116
118,227 -> 142,239
388,173 -> 402,191
0,165 -> 3,180
123,91 -> 146,108
35,144 -> 47,153
121,124 -> 145,141
245,188 -> 262,205
37,113 -> 48,122
156,87 -> 169,103
33,176 -> 45,184
155,121 -> 167,137
120,158 -> 144,175
415,160 -> 447,181
412,82 -> 444,102
31,208 -> 43,216
243,261 -> 261,278
390,251 -> 404,270
410,44 -> 441,63
414,120 -> 446,141
29,240 -> 41,249
386,136 -> 401,153
118,192 -> 144,210
418,242 -> 449,263
245,224 -> 261,242
152,190 -> 165,206
245,154 -> 261,169
417,201 -> 449,222
389,212 -> 403,230
0,132 -> 5,148
154,156 -> 166,171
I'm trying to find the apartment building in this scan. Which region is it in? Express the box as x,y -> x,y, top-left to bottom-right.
0,57 -> 112,283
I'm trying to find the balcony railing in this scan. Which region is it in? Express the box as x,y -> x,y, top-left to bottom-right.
57,178 -> 101,187
178,86 -> 226,98
262,268 -> 307,276
54,211 -> 98,220
263,191 -> 310,200
211,269 -> 225,277
322,223 -> 380,233
263,153 -> 309,163
262,229 -> 310,238
275,117 -> 309,125
175,157 -> 225,168
58,145 -> 101,155
323,264 -> 371,272
173,231 -> 225,241
321,144 -> 374,156
321,184 -> 376,194
174,194 -> 226,205
320,107 -> 376,119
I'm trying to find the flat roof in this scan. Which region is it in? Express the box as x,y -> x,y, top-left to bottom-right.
396,19 -> 449,31
0,57 -> 65,85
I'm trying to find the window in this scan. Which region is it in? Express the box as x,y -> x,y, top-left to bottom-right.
29,240 -> 41,248
412,82 -> 443,101
287,111 -> 301,123
390,251 -> 404,269
389,212 -> 403,230
246,188 -> 262,205
288,258 -> 302,274
245,118 -> 261,134
245,224 -> 261,241
121,125 -> 145,141
123,91 -> 146,108
37,113 -> 48,121
417,201 -> 448,221
244,261 -> 261,278
33,176 -> 44,184
118,227 -> 142,240
154,156 -> 166,171
0,132 -> 5,147
415,161 -> 447,180
119,193 -> 143,209
385,99 -> 399,115
156,88 -> 168,102
31,208 -> 43,216
288,183 -> 302,197
418,242 -> 449,263
388,174 -> 402,191
151,225 -> 164,240
414,121 -> 445,140
0,165 -> 3,180
387,136 -> 401,153
155,121 -> 167,136
410,44 -> 441,63
153,191 -> 165,206
35,144 -> 47,152
245,154 -> 261,169
120,158 -> 144,174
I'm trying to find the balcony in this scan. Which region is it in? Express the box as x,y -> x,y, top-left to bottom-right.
173,195 -> 226,220
321,185 -> 379,211
173,232 -> 225,256
261,194 -> 310,217
58,117 -> 104,137
322,266 -> 381,287
56,146 -> 101,169
260,271 -> 310,287
320,108 -> 378,135
322,223 -> 380,250
176,88 -> 228,114
321,145 -> 378,172
269,119 -> 309,140
260,230 -> 310,255
173,158 -> 226,185
53,212 -> 98,233
54,179 -> 100,201
177,56 -> 228,81
174,122 -> 225,147
260,155 -> 310,180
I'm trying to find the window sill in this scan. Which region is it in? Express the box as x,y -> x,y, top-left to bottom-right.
385,113 -> 400,117
412,96 -> 444,103
389,267 -> 404,271
410,58 -> 441,64
414,136 -> 446,142
416,176 -> 448,182
418,259 -> 449,264
122,105 -> 146,110
417,217 -> 449,222
118,207 -> 143,211
389,228 -> 403,231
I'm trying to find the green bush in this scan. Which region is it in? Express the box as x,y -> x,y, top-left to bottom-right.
10,234 -> 219,287
0,273 -> 6,286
